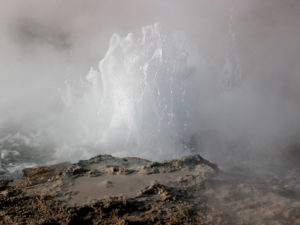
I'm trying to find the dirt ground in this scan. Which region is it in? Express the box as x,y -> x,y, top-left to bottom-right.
0,154 -> 299,225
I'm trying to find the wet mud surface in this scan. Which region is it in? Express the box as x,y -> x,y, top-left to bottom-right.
0,154 -> 299,224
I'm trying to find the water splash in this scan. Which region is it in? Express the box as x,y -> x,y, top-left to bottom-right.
0,133 -> 49,177
54,24 -> 195,161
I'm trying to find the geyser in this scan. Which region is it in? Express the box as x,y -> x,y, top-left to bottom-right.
57,24 -> 195,161
0,24 -> 200,177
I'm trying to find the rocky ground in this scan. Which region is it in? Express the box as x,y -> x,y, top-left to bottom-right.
0,154 -> 299,225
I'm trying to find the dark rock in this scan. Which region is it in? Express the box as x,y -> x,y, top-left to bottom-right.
23,167 -> 36,177
66,165 -> 89,176
0,180 -> 11,191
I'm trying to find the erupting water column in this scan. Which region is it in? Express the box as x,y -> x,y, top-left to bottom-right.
59,24 -> 195,161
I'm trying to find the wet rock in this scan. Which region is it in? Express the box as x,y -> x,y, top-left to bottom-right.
0,189 -> 22,197
138,166 -> 160,174
88,154 -> 114,163
139,182 -> 179,201
66,165 -> 89,176
87,169 -> 102,177
15,166 -> 56,188
105,166 -> 119,175
22,167 -> 36,177
0,180 -> 11,191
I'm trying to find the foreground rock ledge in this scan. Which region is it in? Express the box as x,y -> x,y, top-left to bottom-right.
0,154 -> 299,225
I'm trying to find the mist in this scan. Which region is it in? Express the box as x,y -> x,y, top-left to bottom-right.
0,0 -> 300,179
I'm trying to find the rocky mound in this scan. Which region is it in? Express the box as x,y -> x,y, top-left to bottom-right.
0,154 -> 299,224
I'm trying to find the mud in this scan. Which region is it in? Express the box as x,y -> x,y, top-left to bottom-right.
0,154 -> 299,224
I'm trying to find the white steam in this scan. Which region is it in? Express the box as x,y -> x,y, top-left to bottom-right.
53,24 -> 195,161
